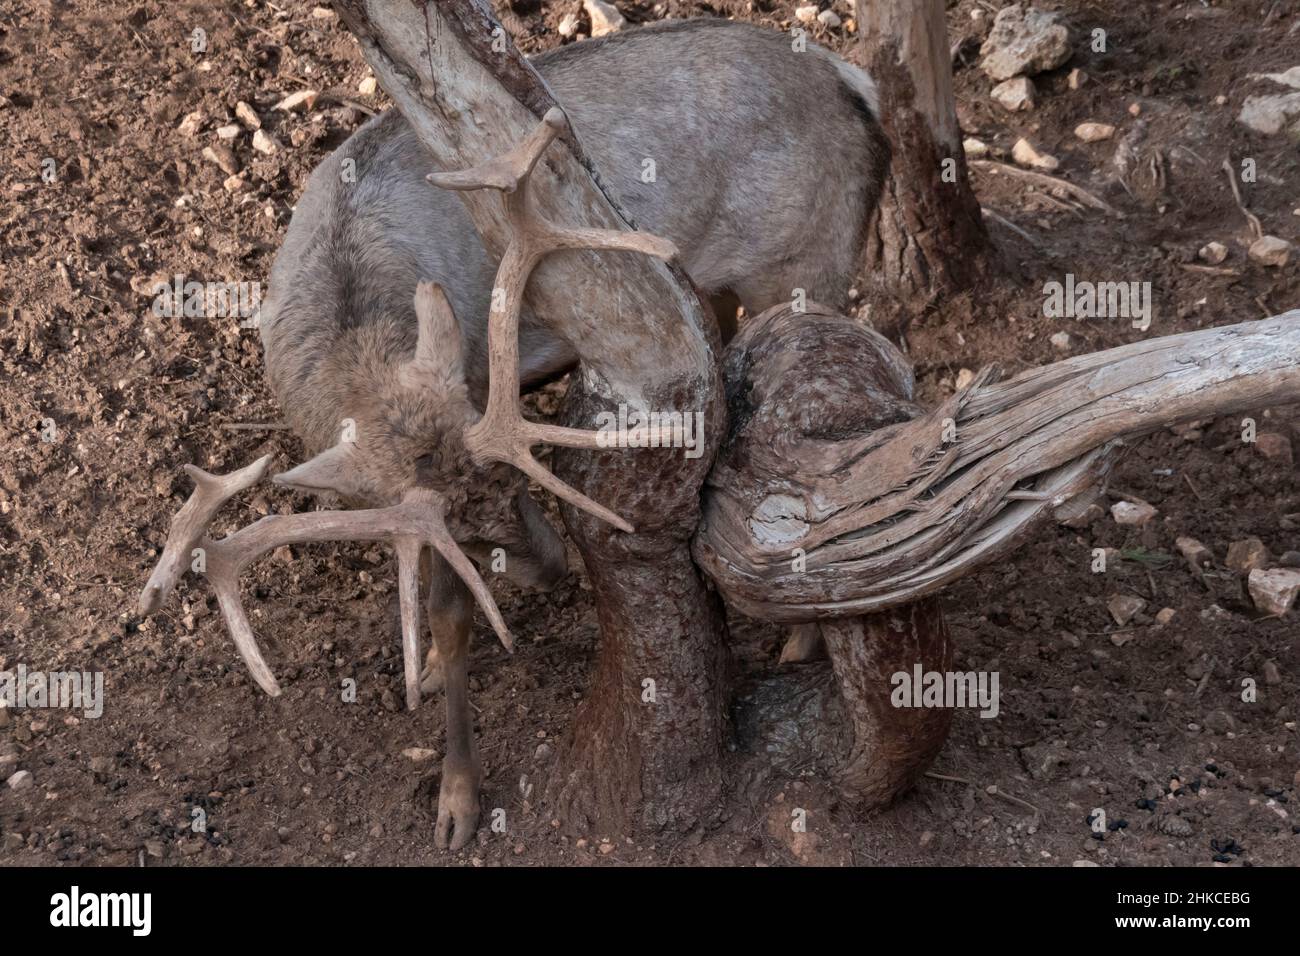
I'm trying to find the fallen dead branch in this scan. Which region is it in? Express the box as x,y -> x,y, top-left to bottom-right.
695,305 -> 1300,620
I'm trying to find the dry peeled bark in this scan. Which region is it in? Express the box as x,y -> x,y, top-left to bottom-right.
695,305 -> 1300,620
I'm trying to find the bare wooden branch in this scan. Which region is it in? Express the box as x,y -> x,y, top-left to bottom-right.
695,306 -> 1300,620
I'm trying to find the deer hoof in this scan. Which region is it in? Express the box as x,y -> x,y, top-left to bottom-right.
420,646 -> 445,695
435,764 -> 481,851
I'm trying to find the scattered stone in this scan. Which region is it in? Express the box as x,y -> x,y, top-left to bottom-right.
1128,102 -> 1142,117
1111,500 -> 1157,526
979,4 -> 1072,81
216,124 -> 241,141
235,101 -> 261,130
1067,68 -> 1087,90
202,145 -> 240,176
583,0 -> 625,37
1155,607 -> 1176,626
273,546 -> 294,564
310,5 -> 336,19
955,368 -> 976,390
1251,65 -> 1300,89
1072,859 -> 1100,867
0,752 -> 15,774
1050,331 -> 1071,351
5,770 -> 33,791
962,137 -> 990,158
795,5 -> 819,24
145,839 -> 166,859
1108,593 -> 1146,626
1074,121 -> 1115,142
1012,138 -> 1059,171
1247,568 -> 1300,616
1225,538 -> 1270,574
275,89 -> 319,113
357,76 -> 378,96
222,175 -> 248,193
1255,432 -> 1294,464
2,832 -> 24,853
1248,235 -> 1292,268
178,110 -> 204,136
557,12 -> 580,38
1175,536 -> 1213,570
1237,92 -> 1300,136
1281,551 -> 1300,568
992,76 -> 1036,111
817,9 -> 842,29
1198,241 -> 1228,264
252,129 -> 280,155
401,747 -> 439,763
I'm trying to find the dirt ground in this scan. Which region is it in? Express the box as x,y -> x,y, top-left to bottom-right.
1,0 -> 1297,866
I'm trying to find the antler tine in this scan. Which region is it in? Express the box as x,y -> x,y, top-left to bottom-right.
140,463 -> 514,709
139,454 -> 274,617
426,107 -> 567,193
429,107 -> 681,534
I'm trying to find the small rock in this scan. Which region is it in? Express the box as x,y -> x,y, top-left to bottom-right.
1255,432 -> 1294,464
962,137 -> 990,159
1012,138 -> 1059,171
252,129 -> 280,155
1264,660 -> 1282,685
1155,607 -> 1176,625
1281,551 -> 1300,568
557,13 -> 580,38
2,832 -> 24,853
358,76 -> 378,96
222,174 -> 248,193
583,0 -> 625,36
202,145 -> 240,176
1198,241 -> 1228,264
145,839 -> 166,859
1067,68 -> 1087,90
401,747 -> 439,763
1175,536 -> 1213,570
795,5 -> 819,24
1074,121 -> 1115,142
1248,235 -> 1292,268
1237,91 -> 1300,136
178,110 -> 204,136
1111,500 -> 1157,526
1108,593 -> 1146,626
275,90 -> 319,113
1203,710 -> 1235,734
992,76 -> 1036,112
5,770 -> 33,791
817,9 -> 842,29
216,124 -> 241,141
1247,568 -> 1300,616
273,546 -> 293,564
1225,538 -> 1270,574
310,5 -> 336,19
235,101 -> 261,129
979,4 -> 1073,81
1050,331 -> 1071,351
955,368 -> 976,390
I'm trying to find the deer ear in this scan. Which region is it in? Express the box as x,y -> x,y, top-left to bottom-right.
272,442 -> 369,498
405,280 -> 465,389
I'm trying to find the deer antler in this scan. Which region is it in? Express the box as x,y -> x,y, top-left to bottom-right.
139,462 -> 511,711
429,107 -> 681,534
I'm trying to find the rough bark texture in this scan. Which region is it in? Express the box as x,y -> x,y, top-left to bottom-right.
695,306 -> 1300,619
334,0 -> 729,838
854,0 -> 991,313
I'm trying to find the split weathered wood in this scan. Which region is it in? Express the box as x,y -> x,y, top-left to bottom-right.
695,306 -> 1300,621
335,0 -> 730,836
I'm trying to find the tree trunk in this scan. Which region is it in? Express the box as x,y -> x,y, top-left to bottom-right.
854,0 -> 992,317
334,0 -> 729,838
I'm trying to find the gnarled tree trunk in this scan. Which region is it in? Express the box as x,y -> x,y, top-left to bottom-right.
854,0 -> 992,320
